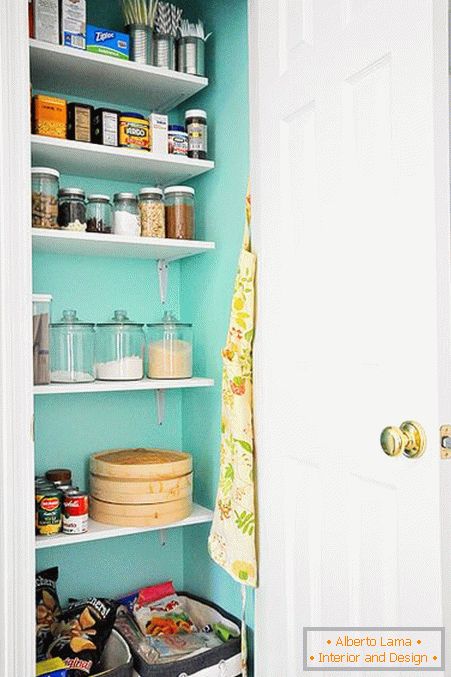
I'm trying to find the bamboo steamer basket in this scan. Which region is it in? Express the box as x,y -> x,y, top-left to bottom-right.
90,472 -> 193,504
90,448 -> 192,481
90,495 -> 193,527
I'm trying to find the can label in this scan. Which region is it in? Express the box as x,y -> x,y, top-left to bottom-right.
36,491 -> 62,536
169,132 -> 188,156
119,117 -> 150,150
63,493 -> 89,534
187,122 -> 207,153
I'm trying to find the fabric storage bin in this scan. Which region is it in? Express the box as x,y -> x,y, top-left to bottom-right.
94,630 -> 134,677
121,593 -> 241,677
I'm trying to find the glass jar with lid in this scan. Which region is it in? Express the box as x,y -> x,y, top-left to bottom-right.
86,194 -> 112,233
58,188 -> 87,231
50,310 -> 95,383
112,193 -> 140,236
164,186 -> 195,240
147,311 -> 193,379
32,167 -> 60,229
96,310 -> 145,380
138,188 -> 165,238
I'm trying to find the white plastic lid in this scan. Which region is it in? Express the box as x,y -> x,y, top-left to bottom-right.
185,109 -> 207,119
32,293 -> 53,303
164,186 -> 195,196
139,187 -> 164,197
31,167 -> 60,178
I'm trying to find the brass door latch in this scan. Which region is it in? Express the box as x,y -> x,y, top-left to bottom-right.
440,425 -> 451,459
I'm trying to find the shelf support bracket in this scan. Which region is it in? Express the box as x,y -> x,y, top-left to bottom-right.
157,259 -> 169,305
159,529 -> 168,547
156,389 -> 165,426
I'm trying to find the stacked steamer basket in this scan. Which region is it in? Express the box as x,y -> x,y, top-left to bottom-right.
89,448 -> 193,526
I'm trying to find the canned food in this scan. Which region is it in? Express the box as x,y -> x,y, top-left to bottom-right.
36,488 -> 62,536
58,484 -> 78,493
119,112 -> 150,151
63,491 -> 89,534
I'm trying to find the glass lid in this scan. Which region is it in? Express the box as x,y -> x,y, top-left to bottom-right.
147,310 -> 192,328
97,309 -> 144,327
51,309 -> 94,327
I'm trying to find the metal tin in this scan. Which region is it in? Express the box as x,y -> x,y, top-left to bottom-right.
67,102 -> 93,143
119,113 -> 150,151
58,484 -> 78,493
177,37 -> 205,77
63,491 -> 89,534
36,488 -> 62,536
92,108 -> 119,147
152,34 -> 176,70
129,24 -> 152,64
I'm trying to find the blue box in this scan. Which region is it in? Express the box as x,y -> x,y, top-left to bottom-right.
86,25 -> 130,60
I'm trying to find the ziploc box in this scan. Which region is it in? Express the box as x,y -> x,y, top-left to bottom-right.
87,25 -> 130,60
36,657 -> 67,677
60,0 -> 86,50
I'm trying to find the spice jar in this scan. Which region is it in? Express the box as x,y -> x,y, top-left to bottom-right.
164,186 -> 195,240
185,109 -> 208,160
32,293 -> 52,385
139,188 -> 165,238
147,311 -> 193,379
32,167 -> 59,229
58,188 -> 87,231
86,194 -> 112,234
96,310 -> 145,381
50,310 -> 95,383
113,193 -> 140,236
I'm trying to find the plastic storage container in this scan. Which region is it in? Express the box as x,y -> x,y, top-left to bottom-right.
164,186 -> 195,240
96,310 -> 145,381
32,167 -> 60,229
113,193 -> 140,236
87,194 -> 113,233
58,188 -> 87,231
138,188 -> 165,238
93,629 -> 133,677
147,312 -> 193,379
50,310 -> 95,383
32,294 -> 52,385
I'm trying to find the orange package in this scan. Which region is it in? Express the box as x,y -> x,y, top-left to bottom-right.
33,95 -> 67,139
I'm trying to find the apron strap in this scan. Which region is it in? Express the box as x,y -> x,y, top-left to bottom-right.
241,584 -> 248,676
242,183 -> 251,252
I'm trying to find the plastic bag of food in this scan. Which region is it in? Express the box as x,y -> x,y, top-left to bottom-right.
114,606 -> 159,664
133,581 -> 197,637
148,631 -> 224,662
48,597 -> 117,676
36,567 -> 62,661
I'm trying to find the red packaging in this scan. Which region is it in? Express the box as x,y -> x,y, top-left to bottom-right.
63,491 -> 88,535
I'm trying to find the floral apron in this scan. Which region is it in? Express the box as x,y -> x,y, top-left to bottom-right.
208,188 -> 257,676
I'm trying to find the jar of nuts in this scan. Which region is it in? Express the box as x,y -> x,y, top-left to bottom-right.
32,167 -> 60,229
138,187 -> 165,238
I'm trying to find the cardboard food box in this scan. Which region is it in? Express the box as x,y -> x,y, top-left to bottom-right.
149,113 -> 168,154
33,95 -> 67,139
34,0 -> 59,45
60,0 -> 86,50
86,25 -> 129,60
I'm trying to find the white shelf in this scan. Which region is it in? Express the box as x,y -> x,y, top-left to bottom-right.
30,39 -> 208,112
31,135 -> 214,185
34,377 -> 214,395
32,229 -> 215,261
35,504 -> 213,549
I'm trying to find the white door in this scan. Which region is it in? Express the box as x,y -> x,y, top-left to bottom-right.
249,0 -> 449,674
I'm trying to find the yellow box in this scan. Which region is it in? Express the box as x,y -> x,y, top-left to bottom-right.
33,95 -> 67,139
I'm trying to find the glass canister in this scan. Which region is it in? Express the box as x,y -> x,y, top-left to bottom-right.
138,188 -> 165,238
164,186 -> 195,240
86,194 -> 112,233
50,310 -> 95,383
32,167 -> 59,229
32,293 -> 52,385
96,310 -> 145,380
58,188 -> 87,231
147,311 -> 193,379
112,193 -> 140,236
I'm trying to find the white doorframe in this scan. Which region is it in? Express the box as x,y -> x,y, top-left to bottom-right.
0,1 -> 36,674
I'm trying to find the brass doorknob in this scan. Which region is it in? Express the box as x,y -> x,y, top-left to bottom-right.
380,421 -> 426,458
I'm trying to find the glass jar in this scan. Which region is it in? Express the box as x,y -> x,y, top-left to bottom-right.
164,186 -> 195,240
147,311 -> 193,379
32,167 -> 60,229
86,194 -> 112,234
32,293 -> 52,385
185,109 -> 208,159
112,193 -> 140,236
50,310 -> 95,383
96,310 -> 145,380
139,188 -> 165,238
58,188 -> 87,231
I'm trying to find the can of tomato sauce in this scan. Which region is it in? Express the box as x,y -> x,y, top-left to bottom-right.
36,488 -> 63,536
119,112 -> 150,151
63,491 -> 89,534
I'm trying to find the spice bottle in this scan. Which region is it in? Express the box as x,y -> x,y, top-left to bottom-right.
185,109 -> 208,159
50,310 -> 95,383
164,186 -> 195,240
112,193 -> 140,236
95,310 -> 145,381
147,311 -> 193,379
139,188 -> 165,238
86,194 -> 112,233
32,167 -> 60,229
58,188 -> 87,231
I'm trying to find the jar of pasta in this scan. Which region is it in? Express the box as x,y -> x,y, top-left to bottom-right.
32,167 -> 59,229
138,188 -> 165,238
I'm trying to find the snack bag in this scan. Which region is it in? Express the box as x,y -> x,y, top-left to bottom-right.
133,582 -> 197,637
48,597 -> 117,676
114,607 -> 159,664
36,567 -> 62,661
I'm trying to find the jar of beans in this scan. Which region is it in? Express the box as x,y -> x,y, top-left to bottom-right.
58,188 -> 87,231
164,186 -> 195,240
32,167 -> 60,229
138,188 -> 165,238
86,194 -> 112,234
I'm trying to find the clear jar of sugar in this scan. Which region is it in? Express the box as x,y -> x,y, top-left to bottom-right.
95,310 -> 145,381
112,193 -> 140,236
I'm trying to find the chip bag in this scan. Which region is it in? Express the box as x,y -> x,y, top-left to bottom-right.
36,567 -> 62,661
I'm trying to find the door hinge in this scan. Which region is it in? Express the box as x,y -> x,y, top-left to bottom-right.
440,425 -> 451,458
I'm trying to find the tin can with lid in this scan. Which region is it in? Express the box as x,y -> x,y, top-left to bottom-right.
168,125 -> 188,156
63,491 -> 89,534
119,113 -> 150,151
36,487 -> 63,536
46,468 -> 72,484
